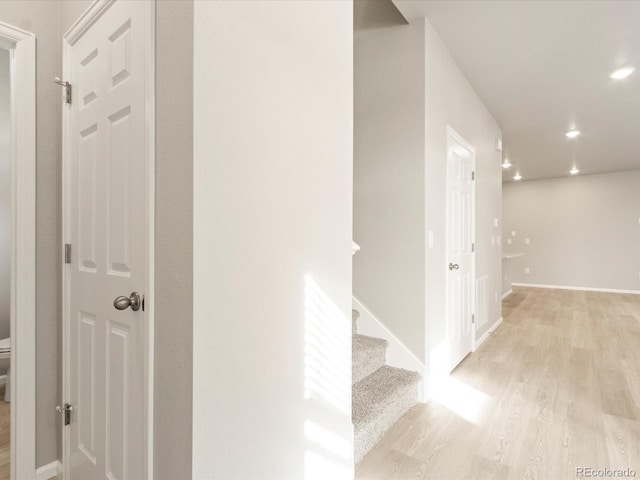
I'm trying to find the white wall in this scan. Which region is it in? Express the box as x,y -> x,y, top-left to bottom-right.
502,258 -> 513,297
0,49 -> 10,348
59,0 -> 92,34
193,2 -> 353,479
423,18 -> 503,386
354,4 -> 426,360
503,170 -> 640,292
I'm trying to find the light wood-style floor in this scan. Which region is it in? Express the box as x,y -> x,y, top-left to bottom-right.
356,287 -> 640,479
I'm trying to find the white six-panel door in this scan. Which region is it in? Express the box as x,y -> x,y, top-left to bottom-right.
445,129 -> 475,372
63,1 -> 152,479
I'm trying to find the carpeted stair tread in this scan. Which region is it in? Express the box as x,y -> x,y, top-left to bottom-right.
353,365 -> 421,430
352,365 -> 421,463
352,334 -> 388,384
353,334 -> 388,352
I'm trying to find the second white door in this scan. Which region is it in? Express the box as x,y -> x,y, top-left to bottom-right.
445,128 -> 475,372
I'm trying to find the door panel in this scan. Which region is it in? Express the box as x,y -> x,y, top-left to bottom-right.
106,321 -> 129,480
446,132 -> 475,372
78,124 -> 98,272
78,312 -> 97,465
64,2 -> 151,479
106,105 -> 132,276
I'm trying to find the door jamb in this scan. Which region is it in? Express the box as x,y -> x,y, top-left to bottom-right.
0,20 -> 37,480
61,1 -> 155,478
445,126 -> 477,362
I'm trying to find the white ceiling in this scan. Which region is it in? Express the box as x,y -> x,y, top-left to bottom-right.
392,0 -> 640,182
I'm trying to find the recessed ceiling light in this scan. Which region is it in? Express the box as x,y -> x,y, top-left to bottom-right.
570,167 -> 579,175
566,130 -> 581,138
610,66 -> 635,79
513,174 -> 522,181
502,160 -> 511,169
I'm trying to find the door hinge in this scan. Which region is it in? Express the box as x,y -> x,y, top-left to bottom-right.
472,314 -> 475,324
56,403 -> 74,426
54,77 -> 72,104
472,242 -> 475,252
64,244 -> 72,264
472,171 -> 475,181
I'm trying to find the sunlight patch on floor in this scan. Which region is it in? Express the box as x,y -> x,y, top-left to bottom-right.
430,375 -> 492,425
429,339 -> 491,425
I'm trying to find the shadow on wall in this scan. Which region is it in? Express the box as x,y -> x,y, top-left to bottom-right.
303,274 -> 352,479
353,0 -> 407,31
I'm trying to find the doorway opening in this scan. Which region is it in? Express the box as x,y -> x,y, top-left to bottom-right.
0,44 -> 12,480
0,20 -> 36,480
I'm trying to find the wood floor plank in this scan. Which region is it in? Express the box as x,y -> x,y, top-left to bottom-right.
602,414 -> 640,470
597,368 -> 638,421
355,447 -> 427,480
467,455 -> 515,480
356,287 -> 640,480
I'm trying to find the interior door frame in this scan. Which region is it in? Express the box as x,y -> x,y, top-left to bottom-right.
61,1 -> 156,478
0,20 -> 36,480
445,126 -> 476,368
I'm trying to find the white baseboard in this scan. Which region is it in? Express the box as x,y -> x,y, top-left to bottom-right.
36,460 -> 62,480
352,296 -> 426,402
512,283 -> 640,295
0,375 -> 6,385
501,289 -> 513,300
473,317 -> 503,351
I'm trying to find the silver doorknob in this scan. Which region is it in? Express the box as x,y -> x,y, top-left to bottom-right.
448,263 -> 460,271
113,291 -> 142,311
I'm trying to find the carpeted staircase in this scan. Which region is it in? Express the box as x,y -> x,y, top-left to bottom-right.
352,309 -> 422,463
